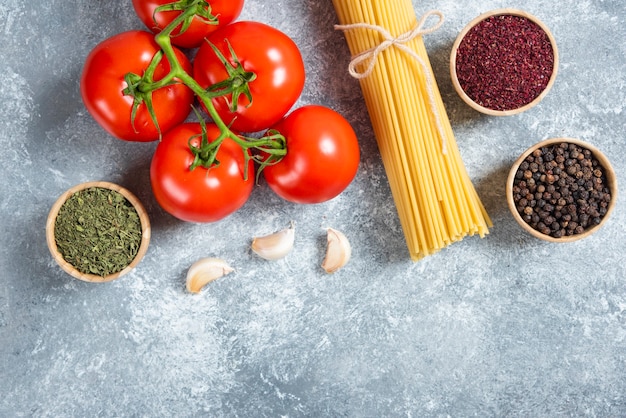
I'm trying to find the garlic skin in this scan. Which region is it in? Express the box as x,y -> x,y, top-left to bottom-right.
251,224 -> 295,260
322,228 -> 352,273
186,257 -> 234,293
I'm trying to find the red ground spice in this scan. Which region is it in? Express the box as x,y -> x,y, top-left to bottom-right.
455,14 -> 555,111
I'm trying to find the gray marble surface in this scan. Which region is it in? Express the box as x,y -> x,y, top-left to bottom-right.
1,0 -> 625,416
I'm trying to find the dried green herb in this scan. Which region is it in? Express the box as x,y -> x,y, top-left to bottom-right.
54,187 -> 143,277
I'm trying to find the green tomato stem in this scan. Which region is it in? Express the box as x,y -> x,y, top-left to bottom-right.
124,0 -> 287,175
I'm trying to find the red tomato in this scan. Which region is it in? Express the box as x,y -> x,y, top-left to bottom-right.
150,123 -> 254,222
262,105 -> 360,204
80,30 -> 194,142
193,21 -> 305,133
132,0 -> 244,49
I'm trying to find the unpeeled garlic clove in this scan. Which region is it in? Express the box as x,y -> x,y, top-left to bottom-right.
186,257 -> 234,293
322,228 -> 351,273
251,223 -> 295,260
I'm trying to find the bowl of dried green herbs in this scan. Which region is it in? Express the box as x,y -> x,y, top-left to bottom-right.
506,138 -> 617,242
46,181 -> 151,282
450,9 -> 558,116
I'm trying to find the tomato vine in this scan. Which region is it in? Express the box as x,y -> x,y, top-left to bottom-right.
125,0 -> 287,178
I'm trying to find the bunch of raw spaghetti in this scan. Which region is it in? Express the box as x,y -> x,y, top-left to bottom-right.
332,0 -> 491,261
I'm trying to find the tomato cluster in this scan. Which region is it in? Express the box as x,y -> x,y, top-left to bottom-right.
80,0 -> 360,222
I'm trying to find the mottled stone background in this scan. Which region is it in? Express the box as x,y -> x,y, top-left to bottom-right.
1,0 -> 625,416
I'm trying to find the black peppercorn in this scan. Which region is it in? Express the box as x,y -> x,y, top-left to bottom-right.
512,142 -> 612,238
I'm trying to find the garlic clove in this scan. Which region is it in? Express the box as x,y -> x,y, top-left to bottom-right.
322,228 -> 351,273
186,257 -> 234,293
251,223 -> 295,260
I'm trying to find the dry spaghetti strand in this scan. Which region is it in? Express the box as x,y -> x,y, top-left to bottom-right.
332,0 -> 491,260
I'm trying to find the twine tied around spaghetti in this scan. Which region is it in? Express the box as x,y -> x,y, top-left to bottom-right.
334,10 -> 448,153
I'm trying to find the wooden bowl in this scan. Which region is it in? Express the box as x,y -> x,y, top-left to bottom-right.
46,181 -> 151,282
450,9 -> 559,116
506,138 -> 617,242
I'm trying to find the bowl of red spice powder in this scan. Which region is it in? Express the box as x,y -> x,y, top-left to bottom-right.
450,9 -> 558,116
506,138 -> 617,243
46,181 -> 151,282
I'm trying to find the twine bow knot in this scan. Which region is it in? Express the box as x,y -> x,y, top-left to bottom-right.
334,10 -> 448,153
335,10 -> 444,79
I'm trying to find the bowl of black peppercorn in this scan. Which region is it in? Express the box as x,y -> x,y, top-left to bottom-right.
506,138 -> 617,242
